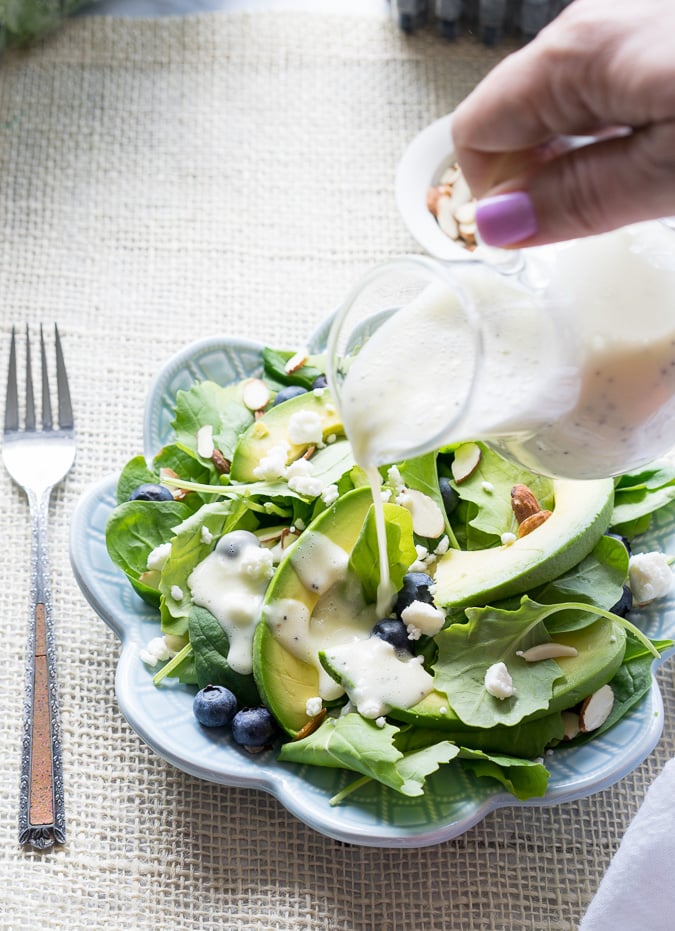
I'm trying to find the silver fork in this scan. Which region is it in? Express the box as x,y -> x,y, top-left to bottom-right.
3,325 -> 75,849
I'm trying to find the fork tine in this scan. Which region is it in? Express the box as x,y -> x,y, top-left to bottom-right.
4,327 -> 19,432
54,324 -> 73,430
24,325 -> 36,432
40,325 -> 53,431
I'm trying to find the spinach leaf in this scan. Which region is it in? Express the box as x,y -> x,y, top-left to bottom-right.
173,381 -> 253,463
458,748 -> 549,800
159,499 -> 252,637
534,534 -> 628,632
262,348 -> 326,390
188,606 -> 260,705
348,503 -> 417,605
105,499 -> 191,581
567,633 -> 671,745
116,456 -> 156,505
450,443 -> 553,550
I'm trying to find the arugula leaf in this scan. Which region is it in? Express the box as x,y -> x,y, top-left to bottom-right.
279,713 -> 458,798
433,598 -> 562,728
458,748 -> 549,800
348,503 -> 417,605
188,605 -> 260,705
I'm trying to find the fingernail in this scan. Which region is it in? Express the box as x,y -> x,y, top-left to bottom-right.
475,192 -> 538,247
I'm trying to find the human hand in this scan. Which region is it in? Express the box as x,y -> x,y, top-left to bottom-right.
451,0 -> 675,247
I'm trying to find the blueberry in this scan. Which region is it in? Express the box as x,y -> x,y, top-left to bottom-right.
372,618 -> 412,652
216,529 -> 259,558
193,684 -> 238,728
394,572 -> 435,618
129,482 -> 174,502
439,477 -> 459,518
311,374 -> 328,390
611,584 -> 633,618
271,385 -> 307,406
231,707 -> 277,749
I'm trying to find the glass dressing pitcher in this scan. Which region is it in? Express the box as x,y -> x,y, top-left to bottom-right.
326,220 -> 675,480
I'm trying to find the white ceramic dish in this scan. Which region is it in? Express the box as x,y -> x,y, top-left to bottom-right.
70,333 -> 675,847
395,113 -> 478,261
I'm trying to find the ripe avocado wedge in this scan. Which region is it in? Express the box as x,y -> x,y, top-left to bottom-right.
253,486 -> 374,736
433,478 -> 615,609
389,616 -> 626,734
230,389 -> 343,483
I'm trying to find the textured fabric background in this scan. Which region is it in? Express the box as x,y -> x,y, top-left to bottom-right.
0,13 -> 673,930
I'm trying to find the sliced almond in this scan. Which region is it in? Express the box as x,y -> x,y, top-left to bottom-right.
293,707 -> 327,740
284,349 -> 309,375
517,642 -> 579,662
562,710 -> 581,741
426,186 -> 442,217
398,488 -> 445,538
439,163 -> 461,185
579,684 -> 615,733
159,467 -> 186,499
436,195 -> 459,240
454,201 -> 477,226
242,377 -> 271,412
196,423 -> 215,459
451,442 -> 481,483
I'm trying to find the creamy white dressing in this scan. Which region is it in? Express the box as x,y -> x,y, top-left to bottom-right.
289,530 -> 350,595
264,576 -> 376,700
336,222 -> 675,480
323,637 -> 435,718
188,542 -> 274,676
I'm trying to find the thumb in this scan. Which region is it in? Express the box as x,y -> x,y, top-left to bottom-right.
474,122 -> 675,248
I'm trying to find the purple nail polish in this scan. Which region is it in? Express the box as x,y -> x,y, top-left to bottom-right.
476,192 -> 538,247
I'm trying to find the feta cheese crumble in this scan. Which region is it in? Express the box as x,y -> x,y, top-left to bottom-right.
629,552 -> 673,605
146,542 -> 171,572
286,458 -> 324,498
139,636 -> 174,667
484,662 -> 516,700
287,410 -> 323,446
252,443 -> 290,481
501,532 -> 517,546
170,585 -> 184,602
401,600 -> 445,637
200,525 -> 214,545
321,483 -> 339,506
305,696 -> 323,717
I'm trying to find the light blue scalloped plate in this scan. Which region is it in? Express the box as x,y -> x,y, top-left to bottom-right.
70,333 -> 675,848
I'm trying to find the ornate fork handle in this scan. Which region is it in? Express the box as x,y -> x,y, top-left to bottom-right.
18,485 -> 66,849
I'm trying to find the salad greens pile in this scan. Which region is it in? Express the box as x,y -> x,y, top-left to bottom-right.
105,345 -> 675,806
1,0 -> 92,51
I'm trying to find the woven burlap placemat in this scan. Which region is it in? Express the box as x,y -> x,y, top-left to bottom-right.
0,12 -> 673,930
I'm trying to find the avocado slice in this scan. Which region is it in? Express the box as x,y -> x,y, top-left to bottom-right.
253,486 -> 374,736
230,389 -> 344,483
389,616 -> 626,735
433,478 -> 615,609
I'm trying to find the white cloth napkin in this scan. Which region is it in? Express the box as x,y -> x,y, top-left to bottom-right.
580,757 -> 675,930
